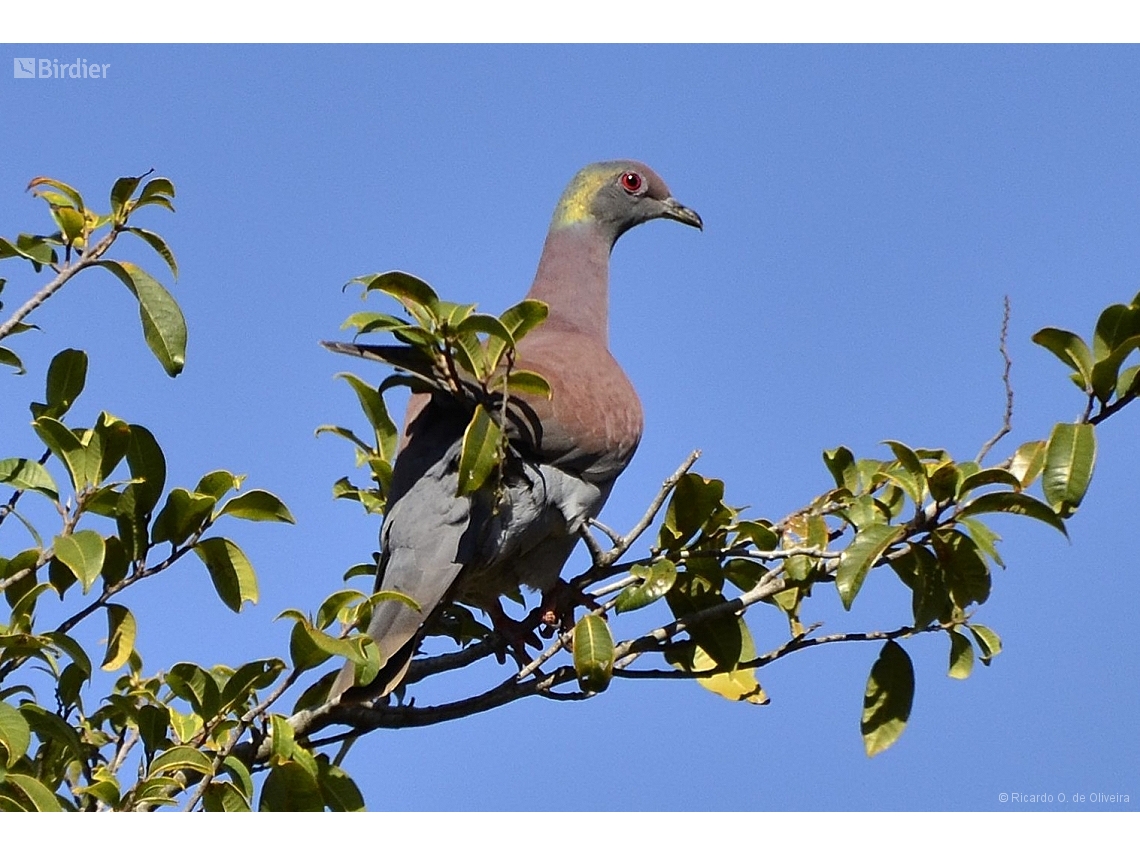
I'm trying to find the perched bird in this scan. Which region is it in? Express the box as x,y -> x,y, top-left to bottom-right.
328,160 -> 701,701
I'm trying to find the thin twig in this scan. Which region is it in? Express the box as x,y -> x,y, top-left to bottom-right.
569,450 -> 700,590
977,296 -> 1014,464
0,229 -> 119,340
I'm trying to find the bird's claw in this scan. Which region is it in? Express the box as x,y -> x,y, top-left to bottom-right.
540,581 -> 600,634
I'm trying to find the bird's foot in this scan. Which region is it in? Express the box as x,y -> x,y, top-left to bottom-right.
538,580 -> 600,637
485,600 -> 542,667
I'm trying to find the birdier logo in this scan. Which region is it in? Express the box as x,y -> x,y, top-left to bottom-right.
13,57 -> 111,79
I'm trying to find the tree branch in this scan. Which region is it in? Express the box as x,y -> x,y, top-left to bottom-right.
0,229 -> 119,341
977,295 -> 1014,463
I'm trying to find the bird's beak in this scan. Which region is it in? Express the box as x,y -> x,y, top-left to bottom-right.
661,197 -> 703,230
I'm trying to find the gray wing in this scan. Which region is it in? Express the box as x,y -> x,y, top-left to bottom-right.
328,400 -> 473,700
328,396 -> 608,701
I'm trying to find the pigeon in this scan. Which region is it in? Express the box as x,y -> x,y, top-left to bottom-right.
327,160 -> 701,701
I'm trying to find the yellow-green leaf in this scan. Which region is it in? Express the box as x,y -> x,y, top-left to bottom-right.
0,701 -> 31,768
193,537 -> 259,612
861,640 -> 915,757
572,613 -> 614,693
456,405 -> 502,496
216,489 -> 296,524
836,523 -> 901,609
948,628 -> 974,680
149,745 -> 212,777
52,530 -> 105,594
1008,439 -> 1047,488
101,604 -> 137,671
1032,327 -> 1094,389
0,772 -> 62,811
1042,422 -> 1096,517
95,260 -> 187,377
614,559 -> 677,613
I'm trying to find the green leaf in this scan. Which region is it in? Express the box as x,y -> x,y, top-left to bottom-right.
572,613 -> 614,693
193,537 -> 259,612
452,330 -> 489,380
335,373 -> 398,461
216,489 -> 296,524
1008,439 -> 1047,488
732,519 -> 779,551
359,270 -> 440,320
1042,422 -> 1096,517
960,517 -> 1005,569
614,559 -> 677,613
958,467 -> 1023,496
28,176 -> 83,211
196,470 -> 243,501
30,348 -> 88,420
166,662 -> 222,719
43,631 -> 92,677
317,756 -> 366,811
486,298 -> 548,369
932,530 -> 991,610
221,756 -> 255,800
0,347 -> 24,374
456,405 -> 502,496
968,623 -> 1003,664
0,772 -> 62,811
123,423 -> 167,515
836,523 -> 901,609
861,640 -> 915,757
53,206 -> 86,243
948,628 -> 974,680
0,235 -> 53,269
136,177 -> 176,211
220,659 -> 285,712
340,311 -> 409,335
287,621 -> 333,673
823,446 -> 857,491
152,488 -> 216,545
101,604 -> 137,671
95,260 -> 187,377
505,369 -> 552,399
126,227 -> 178,279
33,416 -> 90,491
665,621 -> 769,705
149,745 -> 212,777
1092,302 -> 1140,360
136,705 -> 171,756
259,759 -> 324,812
958,490 -> 1068,536
882,440 -> 925,483
315,590 -> 367,630
1117,364 -> 1140,400
0,701 -> 31,768
110,174 -> 143,218
1031,327 -> 1094,389
0,458 -> 59,501
1091,334 -> 1140,403
457,312 -> 514,345
927,461 -> 961,502
203,780 -> 251,812
52,530 -> 105,594
661,473 -> 726,548
19,703 -> 83,763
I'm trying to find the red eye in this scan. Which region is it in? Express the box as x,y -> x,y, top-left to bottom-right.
620,171 -> 643,194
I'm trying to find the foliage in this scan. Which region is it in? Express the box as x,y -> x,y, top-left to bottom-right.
1,174 -> 1137,810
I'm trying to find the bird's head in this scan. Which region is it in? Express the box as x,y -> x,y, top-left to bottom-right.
550,160 -> 702,245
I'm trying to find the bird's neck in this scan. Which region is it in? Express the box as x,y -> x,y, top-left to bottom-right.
525,221 -> 613,345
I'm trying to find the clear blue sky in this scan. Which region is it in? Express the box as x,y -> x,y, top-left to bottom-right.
1,44 -> 1137,811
